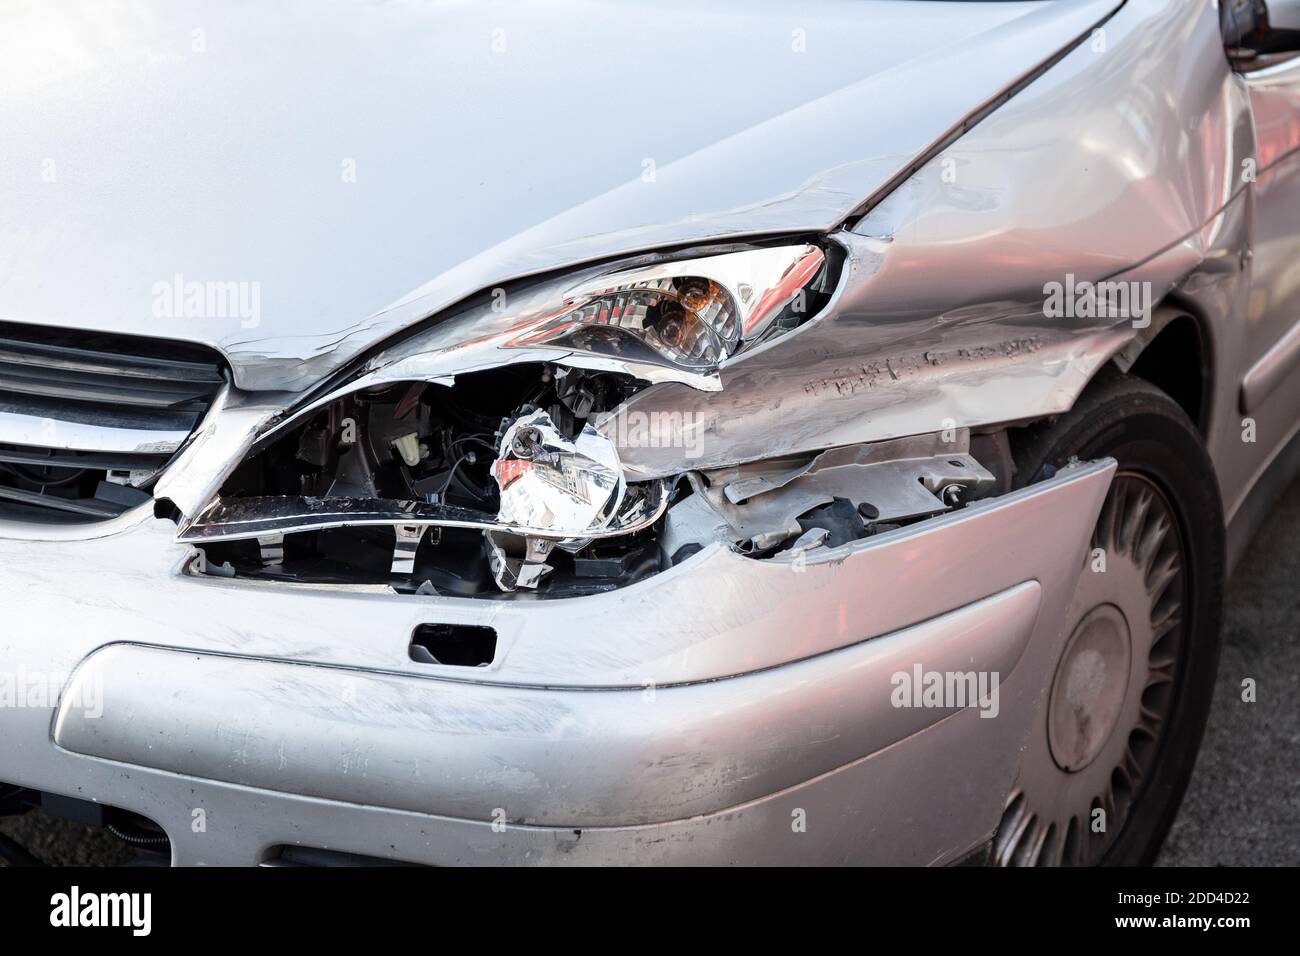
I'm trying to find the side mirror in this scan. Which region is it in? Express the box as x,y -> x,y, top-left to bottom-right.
1222,0 -> 1300,64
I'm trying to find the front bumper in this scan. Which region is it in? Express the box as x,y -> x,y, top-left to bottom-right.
0,460 -> 1113,865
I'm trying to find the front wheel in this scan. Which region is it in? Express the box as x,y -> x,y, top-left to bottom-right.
993,374 -> 1224,866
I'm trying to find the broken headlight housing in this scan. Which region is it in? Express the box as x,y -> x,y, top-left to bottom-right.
177,242 -> 835,595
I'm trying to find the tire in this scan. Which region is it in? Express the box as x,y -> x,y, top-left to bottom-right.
993,372 -> 1224,866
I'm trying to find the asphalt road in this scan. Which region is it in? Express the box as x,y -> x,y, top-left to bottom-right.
1158,478 -> 1300,866
3,481 -> 1298,867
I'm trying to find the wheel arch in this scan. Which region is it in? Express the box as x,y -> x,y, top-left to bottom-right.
1108,299 -> 1214,436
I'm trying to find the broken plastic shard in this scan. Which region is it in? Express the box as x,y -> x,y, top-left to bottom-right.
492,409 -> 626,536
257,533 -> 284,568
486,532 -> 556,591
391,524 -> 424,575
787,526 -> 829,557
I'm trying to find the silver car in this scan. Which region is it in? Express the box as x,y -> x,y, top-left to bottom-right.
1,0 -> 1298,866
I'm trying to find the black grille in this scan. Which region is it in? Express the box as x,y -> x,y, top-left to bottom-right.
0,322 -> 227,523
0,324 -> 225,416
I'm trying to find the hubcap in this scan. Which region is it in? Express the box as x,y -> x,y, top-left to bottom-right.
994,473 -> 1186,866
1048,604 -> 1132,773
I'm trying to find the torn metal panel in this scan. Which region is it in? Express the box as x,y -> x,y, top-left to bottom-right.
659,488 -> 731,563
713,455 -> 821,504
770,445 -> 995,521
602,1 -> 1256,480
600,235 -> 1135,479
669,432 -> 995,552
785,526 -> 830,557
714,430 -> 976,506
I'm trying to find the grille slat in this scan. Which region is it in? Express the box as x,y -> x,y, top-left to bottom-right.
0,443 -> 171,474
0,322 -> 226,523
0,483 -> 124,518
0,336 -> 226,384
0,362 -> 218,410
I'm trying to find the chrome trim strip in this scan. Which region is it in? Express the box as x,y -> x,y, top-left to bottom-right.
0,409 -> 187,455
176,482 -> 670,544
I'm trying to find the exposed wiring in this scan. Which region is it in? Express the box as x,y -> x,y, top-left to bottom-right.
106,822 -> 170,849
436,451 -> 477,500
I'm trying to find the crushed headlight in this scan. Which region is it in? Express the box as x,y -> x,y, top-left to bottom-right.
173,240 -> 837,596
175,364 -> 671,594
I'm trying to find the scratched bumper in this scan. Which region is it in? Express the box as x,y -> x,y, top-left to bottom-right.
0,461 -> 1112,865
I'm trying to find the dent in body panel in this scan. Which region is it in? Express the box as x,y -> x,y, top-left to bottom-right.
602,0 -> 1255,480
1120,190 -> 1256,520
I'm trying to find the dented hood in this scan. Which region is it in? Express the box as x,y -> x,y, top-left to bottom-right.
0,0 -> 1119,391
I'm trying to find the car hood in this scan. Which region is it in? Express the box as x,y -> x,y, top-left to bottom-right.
0,0 -> 1118,391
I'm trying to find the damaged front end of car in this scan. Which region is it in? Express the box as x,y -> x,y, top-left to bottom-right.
161,203 -> 1153,607
178,362 -> 679,596
168,230 -> 1023,600
173,240 -> 886,596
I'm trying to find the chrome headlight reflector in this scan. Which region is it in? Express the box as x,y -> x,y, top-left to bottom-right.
505,244 -> 825,372
492,409 -> 626,534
